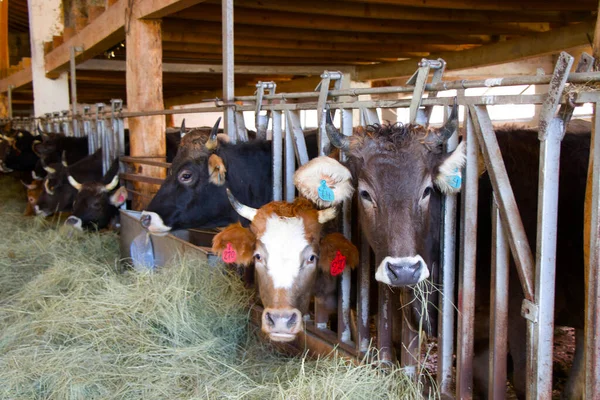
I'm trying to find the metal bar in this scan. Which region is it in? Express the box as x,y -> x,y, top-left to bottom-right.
437,104 -> 458,397
61,110 -> 70,136
284,116 -> 295,203
469,105 -> 535,301
585,102 -> 600,400
561,53 -> 594,128
285,109 -> 309,166
408,64 -> 430,124
423,59 -> 447,125
489,196 -> 510,400
357,233 -> 371,353
234,110 -> 248,142
222,0 -> 235,144
69,46 -> 82,137
120,157 -> 171,168
377,278 -> 393,363
527,51 -> 574,400
234,71 -> 600,102
361,107 -> 380,126
456,108 -> 479,400
272,110 -> 283,201
7,85 -> 13,119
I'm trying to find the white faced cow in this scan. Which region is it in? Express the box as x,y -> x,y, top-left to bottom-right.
212,157 -> 358,342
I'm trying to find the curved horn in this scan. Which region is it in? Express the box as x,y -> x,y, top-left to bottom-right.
32,170 -> 44,181
61,151 -> 68,167
21,180 -> 37,190
438,97 -> 458,142
67,175 -> 83,191
180,119 -> 186,136
43,165 -> 56,174
205,117 -> 222,151
226,188 -> 257,222
324,110 -> 350,152
44,179 -> 55,195
103,174 -> 120,192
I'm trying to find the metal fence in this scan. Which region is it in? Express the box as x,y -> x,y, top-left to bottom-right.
3,51 -> 600,400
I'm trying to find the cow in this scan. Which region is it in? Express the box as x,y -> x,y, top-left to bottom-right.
35,149 -> 104,217
2,128 -> 40,172
212,156 -> 357,342
63,158 -> 127,231
323,105 -> 588,398
141,119 -> 318,235
21,180 -> 44,216
140,119 -> 272,234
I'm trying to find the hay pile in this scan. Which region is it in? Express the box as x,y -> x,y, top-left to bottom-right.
0,175 -> 426,399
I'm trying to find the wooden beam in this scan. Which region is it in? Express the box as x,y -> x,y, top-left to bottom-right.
339,0 -> 598,11
0,0 -> 8,78
163,19 -> 494,45
77,59 -> 355,75
161,31 -> 477,53
356,20 -> 596,81
126,18 -> 165,210
162,52 -> 376,65
44,0 -> 207,78
172,5 -> 551,35
231,0 -> 592,23
0,67 -> 33,93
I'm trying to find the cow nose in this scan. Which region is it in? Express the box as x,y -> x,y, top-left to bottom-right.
384,256 -> 429,286
65,216 -> 83,231
262,308 -> 303,342
140,214 -> 152,228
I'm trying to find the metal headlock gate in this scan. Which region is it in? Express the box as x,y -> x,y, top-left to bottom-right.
4,50 -> 600,399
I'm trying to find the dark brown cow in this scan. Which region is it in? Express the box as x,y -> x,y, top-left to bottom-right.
212,157 -> 357,342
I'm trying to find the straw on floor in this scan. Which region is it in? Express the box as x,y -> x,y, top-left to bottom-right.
0,175 -> 426,399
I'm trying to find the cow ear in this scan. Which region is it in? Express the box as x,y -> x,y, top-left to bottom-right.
318,232 -> 359,276
294,156 -> 354,208
434,141 -> 466,194
212,222 -> 255,266
109,186 -> 128,207
208,154 -> 227,186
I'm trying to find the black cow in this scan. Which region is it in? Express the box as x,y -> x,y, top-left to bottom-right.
2,128 -> 40,172
141,119 -> 272,234
64,159 -> 127,230
35,149 -> 104,217
324,109 -> 588,398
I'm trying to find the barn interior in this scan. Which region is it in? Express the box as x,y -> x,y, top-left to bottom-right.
2,1 -> 600,399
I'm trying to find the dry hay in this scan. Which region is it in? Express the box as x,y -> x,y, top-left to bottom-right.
0,175 -> 426,399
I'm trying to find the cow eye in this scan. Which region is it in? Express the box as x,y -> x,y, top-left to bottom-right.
359,190 -> 372,202
422,187 -> 433,200
254,253 -> 261,261
178,170 -> 193,184
92,202 -> 102,210
308,254 -> 316,263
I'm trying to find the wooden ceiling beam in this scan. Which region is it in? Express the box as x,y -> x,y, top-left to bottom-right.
229,0 -> 591,23
44,0 -> 208,78
162,19 -> 494,45
356,20 -> 596,81
0,67 -> 32,92
162,31 -> 477,53
339,0 -> 598,12
171,5 -> 551,35
162,51 -> 393,65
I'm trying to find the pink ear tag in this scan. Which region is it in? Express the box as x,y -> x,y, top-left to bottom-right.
222,242 -> 237,263
330,250 -> 346,276
118,194 -> 126,203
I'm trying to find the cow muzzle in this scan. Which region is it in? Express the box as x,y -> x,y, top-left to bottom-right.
261,308 -> 303,342
34,205 -> 50,218
65,216 -> 83,231
0,161 -> 13,173
375,255 -> 429,286
140,211 -> 171,235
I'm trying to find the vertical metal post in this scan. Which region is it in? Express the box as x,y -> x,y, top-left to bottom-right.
7,85 -> 13,119
44,113 -> 52,132
285,109 -> 309,166
377,272 -> 393,363
585,102 -> 600,399
83,106 -> 94,153
489,197 -> 510,400
272,110 -> 283,201
222,0 -> 235,143
357,232 -> 371,353
284,112 -> 295,203
69,46 -> 82,137
61,110 -> 70,136
53,112 -> 61,133
456,108 -> 479,399
96,103 -> 108,174
527,52 -> 573,400
437,105 -> 459,396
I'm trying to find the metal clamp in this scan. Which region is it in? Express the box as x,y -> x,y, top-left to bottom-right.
316,70 -> 344,156
407,58 -> 447,125
521,299 -> 539,323
255,81 -> 276,139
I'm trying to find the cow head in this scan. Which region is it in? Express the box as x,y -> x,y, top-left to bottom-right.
21,180 -> 44,216
323,102 -> 464,336
35,161 -> 73,216
213,158 -> 356,342
65,159 -> 127,230
141,118 -> 263,234
2,129 -> 40,172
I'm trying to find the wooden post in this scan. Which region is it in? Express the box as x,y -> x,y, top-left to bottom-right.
1,0 -> 8,79
126,17 -> 165,210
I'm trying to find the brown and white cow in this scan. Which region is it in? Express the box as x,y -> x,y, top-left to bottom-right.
212,157 -> 358,342
21,180 -> 44,216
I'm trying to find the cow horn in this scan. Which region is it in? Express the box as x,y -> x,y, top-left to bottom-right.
32,170 -> 44,181
44,179 -> 55,195
43,164 -> 56,174
438,97 -> 458,142
226,188 -> 257,222
61,151 -> 68,167
67,175 -> 83,191
21,180 -> 37,190
180,119 -> 186,136
103,174 -> 120,192
324,110 -> 350,152
205,117 -> 222,151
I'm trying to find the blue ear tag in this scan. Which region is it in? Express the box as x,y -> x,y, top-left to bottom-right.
447,168 -> 462,189
318,180 -> 335,202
